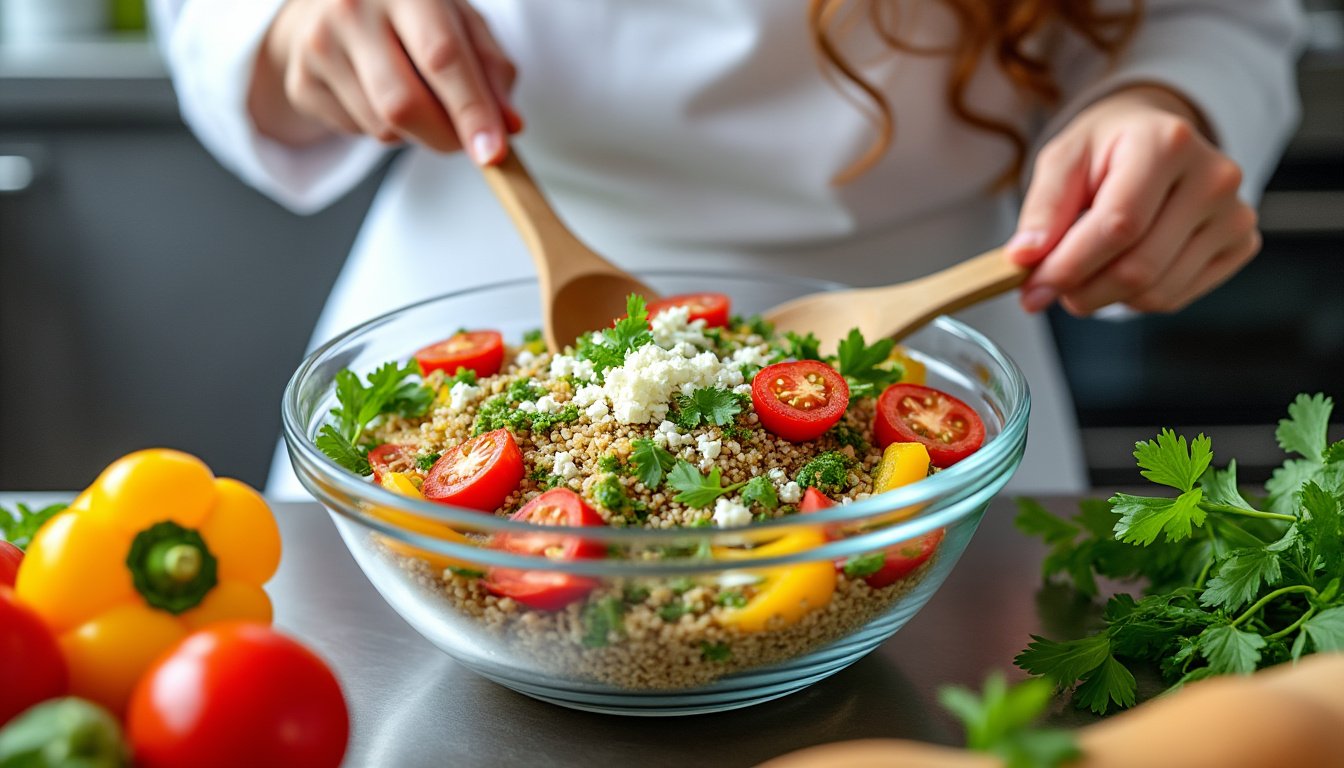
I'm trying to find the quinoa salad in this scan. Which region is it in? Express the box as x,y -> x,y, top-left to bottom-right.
315,293 -> 986,688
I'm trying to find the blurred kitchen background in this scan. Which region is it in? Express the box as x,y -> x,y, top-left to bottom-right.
1,0 -> 1341,490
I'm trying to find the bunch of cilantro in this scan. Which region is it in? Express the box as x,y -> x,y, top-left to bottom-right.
1015,393 -> 1344,714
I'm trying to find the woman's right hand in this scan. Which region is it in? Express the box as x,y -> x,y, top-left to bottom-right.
248,0 -> 520,164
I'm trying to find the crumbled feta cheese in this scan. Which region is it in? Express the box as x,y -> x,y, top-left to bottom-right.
696,435 -> 722,463
655,420 -> 691,449
779,482 -> 803,504
515,350 -> 537,367
585,399 -> 609,420
731,344 -> 772,369
717,571 -> 764,589
517,399 -> 537,413
572,385 -> 605,409
712,498 -> 753,528
552,451 -> 579,480
447,382 -> 483,414
549,353 -> 596,382
534,395 -> 560,414
732,383 -> 752,396
767,468 -> 787,482
650,305 -> 711,349
602,345 -> 726,424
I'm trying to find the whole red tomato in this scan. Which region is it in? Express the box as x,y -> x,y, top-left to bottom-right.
0,541 -> 22,587
127,622 -> 349,768
0,586 -> 68,725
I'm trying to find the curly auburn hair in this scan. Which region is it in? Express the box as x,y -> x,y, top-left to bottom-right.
809,0 -> 1143,186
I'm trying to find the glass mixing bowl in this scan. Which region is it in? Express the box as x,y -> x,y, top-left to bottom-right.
282,272 -> 1029,716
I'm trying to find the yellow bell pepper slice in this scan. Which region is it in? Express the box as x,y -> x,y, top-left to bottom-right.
371,472 -> 479,573
15,449 -> 281,715
873,442 -> 931,493
716,527 -> 836,633
888,346 -> 926,385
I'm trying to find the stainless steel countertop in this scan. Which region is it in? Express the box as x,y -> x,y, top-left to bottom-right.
0,492 -> 1109,767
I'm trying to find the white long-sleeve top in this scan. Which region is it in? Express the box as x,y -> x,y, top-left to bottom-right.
151,0 -> 1303,495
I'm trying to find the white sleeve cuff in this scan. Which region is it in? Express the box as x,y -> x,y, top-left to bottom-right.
1040,1 -> 1305,204
163,0 -> 387,214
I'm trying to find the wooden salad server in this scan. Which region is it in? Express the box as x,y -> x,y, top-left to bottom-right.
480,149 -> 659,353
762,247 -> 1029,350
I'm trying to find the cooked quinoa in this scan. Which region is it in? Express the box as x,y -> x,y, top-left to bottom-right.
340,302 -> 947,689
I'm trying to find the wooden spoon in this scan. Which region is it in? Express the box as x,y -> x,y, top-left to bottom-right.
480,149 -> 659,353
762,247 -> 1028,351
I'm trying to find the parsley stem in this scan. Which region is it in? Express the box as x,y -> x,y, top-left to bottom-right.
1194,555 -> 1215,591
1265,607 -> 1316,642
1199,502 -> 1297,523
1230,585 -> 1317,629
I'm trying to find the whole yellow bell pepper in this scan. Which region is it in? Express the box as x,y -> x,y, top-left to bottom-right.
15,449 -> 280,715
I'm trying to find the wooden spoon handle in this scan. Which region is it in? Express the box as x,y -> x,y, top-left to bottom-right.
877,247 -> 1029,318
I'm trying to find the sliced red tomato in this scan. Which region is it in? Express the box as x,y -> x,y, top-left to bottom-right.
492,488 -> 606,560
645,292 -> 731,328
414,330 -> 504,378
422,429 -> 524,512
751,361 -> 849,443
854,529 -> 944,588
874,384 -> 985,467
368,443 -> 416,484
0,541 -> 21,588
484,489 -> 606,611
482,569 -> 600,612
799,487 -> 834,514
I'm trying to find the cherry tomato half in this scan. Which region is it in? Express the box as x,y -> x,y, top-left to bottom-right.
799,487 -> 834,514
0,586 -> 68,725
646,292 -> 732,328
128,623 -> 348,768
484,489 -> 607,611
422,429 -> 525,512
860,529 -> 944,588
751,361 -> 849,443
874,384 -> 985,467
368,443 -> 416,484
0,541 -> 21,588
414,330 -> 504,378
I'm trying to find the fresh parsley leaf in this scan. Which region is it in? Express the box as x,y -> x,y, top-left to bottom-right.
1266,458 -> 1324,516
1301,606 -> 1344,653
1301,480 -> 1342,575
1200,548 -> 1283,611
673,387 -> 744,429
317,425 -> 372,475
1325,440 -> 1344,465
1134,429 -> 1213,492
782,331 -> 823,362
597,454 -> 622,473
630,439 -> 676,489
1110,489 -> 1206,546
939,673 -> 1081,768
575,294 -> 653,380
581,596 -> 626,648
1015,633 -> 1112,690
1198,624 -> 1266,675
835,328 -> 901,399
0,502 -> 68,550
1277,393 -> 1333,463
592,475 -> 643,516
1072,655 -> 1138,714
415,453 -> 442,471
716,590 -> 749,608
667,462 -> 745,509
740,475 -> 778,511
319,361 -> 431,475
733,314 -> 775,339
842,551 -> 885,578
1198,460 -> 1254,510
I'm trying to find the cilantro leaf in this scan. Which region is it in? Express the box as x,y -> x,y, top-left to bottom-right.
781,331 -> 823,362
1198,460 -> 1254,511
1198,624 -> 1266,675
1200,548 -> 1282,611
317,425 -> 372,475
1301,481 -> 1342,575
1266,458 -> 1324,517
673,387 -> 744,430
835,328 -> 901,398
1111,489 -> 1206,546
1325,440 -> 1344,465
1277,393 -> 1333,463
667,461 -> 744,509
629,439 -> 677,490
740,475 -> 778,511
319,360 -> 431,475
1134,430 -> 1213,492
1014,633 -> 1112,690
1072,655 -> 1137,714
575,294 -> 653,380
1301,606 -> 1344,653
0,502 -> 68,550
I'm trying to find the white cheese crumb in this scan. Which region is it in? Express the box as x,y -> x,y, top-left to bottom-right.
779,482 -> 803,504
585,399 -> 610,420
548,353 -> 596,382
650,305 -> 712,349
712,498 -> 753,528
517,400 -> 537,413
696,435 -> 722,463
767,468 -> 787,482
515,350 -> 537,367
552,450 -> 579,480
534,395 -> 560,414
447,382 -> 483,414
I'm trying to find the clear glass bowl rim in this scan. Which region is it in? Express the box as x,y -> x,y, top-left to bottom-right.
281,270 -> 1030,553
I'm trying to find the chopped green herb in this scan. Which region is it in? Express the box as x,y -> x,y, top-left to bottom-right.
506,377 -> 544,402
842,551 -> 886,578
732,314 -> 775,340
318,361 -> 433,475
415,453 -> 442,471
939,672 -> 1081,768
835,329 -> 903,399
700,641 -> 732,662
575,294 -> 654,380
721,425 -> 753,442
740,476 -> 779,511
668,461 -> 746,509
629,439 -> 677,490
0,502 -> 68,550
447,566 -> 485,579
473,395 -> 579,436
622,584 -> 651,604
581,596 -> 626,648
795,451 -> 854,496
828,423 -> 868,452
716,590 -> 749,608
659,602 -> 688,622
668,577 -> 695,595
597,454 -> 622,473
672,387 -> 745,430
448,367 -> 478,386
592,475 -> 643,516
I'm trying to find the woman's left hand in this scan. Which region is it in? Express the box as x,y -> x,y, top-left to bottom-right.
1007,85 -> 1261,316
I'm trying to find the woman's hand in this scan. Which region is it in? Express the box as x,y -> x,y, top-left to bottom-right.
248,0 -> 521,163
1007,85 -> 1261,316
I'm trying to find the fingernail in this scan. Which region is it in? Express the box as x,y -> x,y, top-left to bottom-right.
471,131 -> 501,165
1021,285 -> 1057,313
1007,230 -> 1047,253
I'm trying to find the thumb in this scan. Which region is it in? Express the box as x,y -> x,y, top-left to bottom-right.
1008,139 -> 1090,268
